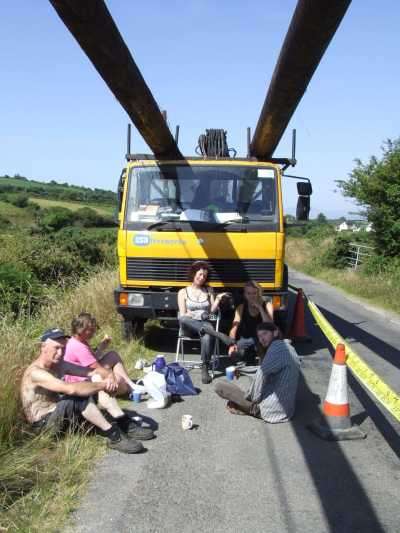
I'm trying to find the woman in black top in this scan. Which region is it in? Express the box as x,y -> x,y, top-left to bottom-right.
228,281 -> 274,364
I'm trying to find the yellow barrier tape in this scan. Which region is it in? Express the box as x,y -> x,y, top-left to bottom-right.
308,299 -> 400,423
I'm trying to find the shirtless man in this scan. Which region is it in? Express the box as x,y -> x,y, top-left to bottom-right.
21,328 -> 154,453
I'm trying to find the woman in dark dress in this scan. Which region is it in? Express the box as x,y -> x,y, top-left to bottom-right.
228,281 -> 274,364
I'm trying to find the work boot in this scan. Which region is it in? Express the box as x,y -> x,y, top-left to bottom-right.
103,425 -> 144,454
201,363 -> 212,384
116,415 -> 155,441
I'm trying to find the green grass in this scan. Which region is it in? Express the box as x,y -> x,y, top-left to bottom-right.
0,201 -> 34,225
286,237 -> 400,315
30,197 -> 114,216
0,268 -> 155,531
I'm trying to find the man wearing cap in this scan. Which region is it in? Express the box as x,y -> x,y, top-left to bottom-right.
215,322 -> 300,423
21,328 -> 154,453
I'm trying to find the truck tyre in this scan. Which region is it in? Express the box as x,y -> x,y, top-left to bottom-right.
122,319 -> 145,341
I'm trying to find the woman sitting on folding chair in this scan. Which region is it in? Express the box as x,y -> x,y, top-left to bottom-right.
178,261 -> 236,384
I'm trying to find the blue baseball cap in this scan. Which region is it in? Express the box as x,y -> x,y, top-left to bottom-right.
40,328 -> 69,342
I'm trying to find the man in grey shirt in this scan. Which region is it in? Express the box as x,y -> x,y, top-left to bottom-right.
215,322 -> 300,423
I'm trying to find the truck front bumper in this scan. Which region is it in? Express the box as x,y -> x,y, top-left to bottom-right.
114,287 -> 289,321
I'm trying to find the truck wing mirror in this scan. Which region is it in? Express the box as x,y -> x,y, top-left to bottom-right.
297,181 -> 312,195
296,180 -> 312,221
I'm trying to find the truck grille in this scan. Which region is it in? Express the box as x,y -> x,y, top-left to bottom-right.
126,258 -> 275,283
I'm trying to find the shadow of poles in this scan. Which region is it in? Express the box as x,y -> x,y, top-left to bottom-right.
287,373 -> 385,532
317,305 -> 400,372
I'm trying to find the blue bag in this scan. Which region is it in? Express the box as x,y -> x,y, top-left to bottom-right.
158,363 -> 198,396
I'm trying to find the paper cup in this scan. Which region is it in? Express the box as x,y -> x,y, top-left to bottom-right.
182,414 -> 193,430
225,366 -> 236,381
132,391 -> 142,403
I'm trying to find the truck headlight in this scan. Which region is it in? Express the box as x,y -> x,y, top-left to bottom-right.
128,293 -> 144,307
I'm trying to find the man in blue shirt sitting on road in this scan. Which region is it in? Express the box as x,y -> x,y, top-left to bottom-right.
215,322 -> 300,423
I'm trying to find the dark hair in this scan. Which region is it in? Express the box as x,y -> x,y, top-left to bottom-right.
188,261 -> 209,282
71,312 -> 98,335
256,322 -> 278,334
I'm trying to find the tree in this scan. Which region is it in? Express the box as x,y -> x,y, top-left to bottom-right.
336,139 -> 400,257
316,212 -> 327,224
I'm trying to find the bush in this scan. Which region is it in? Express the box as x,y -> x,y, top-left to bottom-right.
0,214 -> 11,228
0,263 -> 43,316
9,193 -> 29,208
75,207 -> 115,228
38,206 -> 75,231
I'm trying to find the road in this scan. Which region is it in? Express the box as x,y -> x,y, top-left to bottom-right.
67,270 -> 400,533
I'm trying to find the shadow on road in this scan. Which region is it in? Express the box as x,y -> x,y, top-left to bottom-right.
288,373 -> 386,532
306,304 -> 400,460
318,304 -> 400,372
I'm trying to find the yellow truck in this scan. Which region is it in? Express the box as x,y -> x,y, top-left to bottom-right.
114,135 -> 312,338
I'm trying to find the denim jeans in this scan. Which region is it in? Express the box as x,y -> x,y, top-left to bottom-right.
179,317 -> 216,363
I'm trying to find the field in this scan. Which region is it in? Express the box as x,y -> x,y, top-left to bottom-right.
30,197 -> 115,216
0,200 -> 33,225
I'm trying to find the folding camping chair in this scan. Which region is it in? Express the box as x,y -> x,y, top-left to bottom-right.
175,313 -> 221,379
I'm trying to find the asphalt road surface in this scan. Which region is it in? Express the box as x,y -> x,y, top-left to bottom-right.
67,270 -> 400,533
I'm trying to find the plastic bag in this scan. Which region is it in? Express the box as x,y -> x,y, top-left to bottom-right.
159,363 -> 198,396
138,371 -> 170,409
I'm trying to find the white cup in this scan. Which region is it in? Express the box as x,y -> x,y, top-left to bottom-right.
182,414 -> 193,431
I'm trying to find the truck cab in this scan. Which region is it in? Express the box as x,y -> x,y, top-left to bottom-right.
114,156 -> 299,338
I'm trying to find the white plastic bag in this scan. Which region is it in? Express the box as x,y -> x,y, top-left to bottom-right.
137,371 -> 170,409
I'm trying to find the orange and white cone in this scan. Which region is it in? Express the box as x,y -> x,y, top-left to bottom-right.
308,343 -> 365,440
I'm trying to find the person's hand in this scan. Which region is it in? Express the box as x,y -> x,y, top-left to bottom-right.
228,344 -> 238,356
103,373 -> 118,393
98,334 -> 112,351
216,292 -> 230,303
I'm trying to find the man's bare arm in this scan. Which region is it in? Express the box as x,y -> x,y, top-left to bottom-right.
57,361 -> 92,378
31,368 -> 106,396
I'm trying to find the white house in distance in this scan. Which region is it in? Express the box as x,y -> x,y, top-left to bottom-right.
337,221 -> 349,231
336,220 -> 373,232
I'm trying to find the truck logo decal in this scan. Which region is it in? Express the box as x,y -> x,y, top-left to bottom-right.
133,234 -> 205,247
134,234 -> 151,246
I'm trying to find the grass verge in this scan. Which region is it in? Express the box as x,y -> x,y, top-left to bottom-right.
0,268 -> 154,532
285,237 -> 400,315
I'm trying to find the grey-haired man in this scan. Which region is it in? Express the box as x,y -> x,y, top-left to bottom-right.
21,328 -> 153,453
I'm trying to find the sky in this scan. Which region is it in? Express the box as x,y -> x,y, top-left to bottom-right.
1,1 -> 399,218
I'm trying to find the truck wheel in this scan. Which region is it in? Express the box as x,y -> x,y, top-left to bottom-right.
122,319 -> 145,341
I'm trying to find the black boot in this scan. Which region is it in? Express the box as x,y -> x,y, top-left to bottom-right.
201,363 -> 212,384
99,425 -> 144,454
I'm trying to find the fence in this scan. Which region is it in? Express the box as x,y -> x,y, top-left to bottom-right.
347,242 -> 374,269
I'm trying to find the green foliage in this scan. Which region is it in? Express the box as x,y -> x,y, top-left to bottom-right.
0,174 -> 117,206
0,263 -> 43,316
0,214 -> 11,228
337,138 -> 400,256
38,206 -> 75,231
320,234 -> 352,269
75,207 -> 115,228
9,192 -> 29,208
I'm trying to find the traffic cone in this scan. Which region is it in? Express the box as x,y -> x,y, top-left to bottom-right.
308,344 -> 365,441
289,289 -> 311,342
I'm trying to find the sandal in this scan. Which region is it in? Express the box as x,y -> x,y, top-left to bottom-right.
226,401 -> 247,416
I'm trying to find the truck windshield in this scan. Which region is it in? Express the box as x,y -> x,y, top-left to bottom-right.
125,164 -> 278,226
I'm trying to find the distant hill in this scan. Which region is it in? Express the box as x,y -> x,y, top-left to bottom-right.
0,174 -> 117,205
